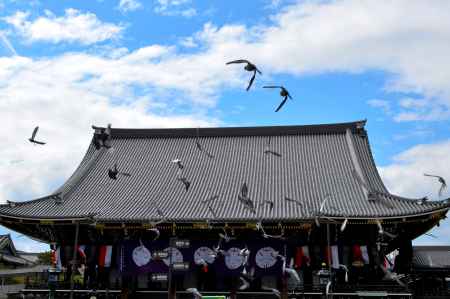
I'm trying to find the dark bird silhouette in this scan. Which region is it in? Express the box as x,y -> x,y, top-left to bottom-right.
28,126 -> 46,145
238,182 -> 256,214
263,86 -> 292,112
424,173 -> 447,197
258,200 -> 274,211
107,163 -> 131,180
264,136 -> 281,157
177,176 -> 191,191
202,194 -> 219,204
284,196 -> 302,206
418,196 -> 429,205
208,205 -> 218,218
352,169 -> 394,209
226,59 -> 262,91
195,128 -> 214,159
155,207 -> 166,218
171,159 -> 184,169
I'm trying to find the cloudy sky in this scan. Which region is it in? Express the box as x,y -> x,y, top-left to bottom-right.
0,0 -> 449,252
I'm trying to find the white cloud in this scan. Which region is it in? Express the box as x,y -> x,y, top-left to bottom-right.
180,7 -> 196,18
179,36 -> 197,48
173,0 -> 450,121
154,0 -> 197,18
399,98 -> 428,109
0,49 -> 226,203
265,0 -> 283,9
117,0 -> 142,13
378,140 -> 450,243
379,140 -> 450,199
0,31 -> 17,56
4,9 -> 124,45
367,99 -> 392,115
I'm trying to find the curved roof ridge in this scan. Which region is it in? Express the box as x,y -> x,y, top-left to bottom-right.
377,190 -> 450,206
53,142 -> 104,199
0,194 -> 59,208
105,119 -> 368,138
352,132 -> 389,193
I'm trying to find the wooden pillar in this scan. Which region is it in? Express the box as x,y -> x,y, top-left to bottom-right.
69,222 -> 80,299
230,276 -> 237,299
169,279 -> 176,299
281,274 -> 288,299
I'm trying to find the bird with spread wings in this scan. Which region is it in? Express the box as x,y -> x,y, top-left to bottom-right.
29,126 -> 46,145
263,85 -> 293,112
226,59 -> 262,91
424,173 -> 447,197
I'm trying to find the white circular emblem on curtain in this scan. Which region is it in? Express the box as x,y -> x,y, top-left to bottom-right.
225,247 -> 244,270
255,247 -> 277,269
194,246 -> 215,265
132,244 -> 151,267
162,247 -> 183,266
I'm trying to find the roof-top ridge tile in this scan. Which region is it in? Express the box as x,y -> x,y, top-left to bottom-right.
105,120 -> 367,139
0,194 -> 59,209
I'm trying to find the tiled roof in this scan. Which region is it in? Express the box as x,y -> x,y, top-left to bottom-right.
0,120 -> 448,223
0,234 -> 16,255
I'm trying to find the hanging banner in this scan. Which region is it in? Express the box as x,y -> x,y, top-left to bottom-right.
213,239 -> 246,277
294,245 -> 310,269
98,245 -> 113,267
121,240 -> 194,275
331,245 -> 340,269
247,239 -> 284,278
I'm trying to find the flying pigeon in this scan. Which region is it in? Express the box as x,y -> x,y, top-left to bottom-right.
417,196 -> 429,205
177,176 -> 191,191
218,228 -> 235,243
195,129 -> 214,159
108,163 -> 131,180
340,218 -> 348,232
171,159 -> 184,169
352,169 -> 394,209
263,86 -> 293,112
319,194 -> 331,214
256,221 -> 284,239
238,182 -> 256,214
380,266 -> 406,287
202,195 -> 219,204
238,277 -> 250,290
424,173 -> 447,197
339,264 -> 349,282
264,137 -> 281,157
284,196 -> 302,206
240,246 -> 250,258
258,200 -> 274,211
155,207 -> 166,218
325,281 -> 332,297
226,59 -> 262,91
207,205 -> 218,218
147,228 -> 160,240
186,288 -> 203,299
29,126 -> 46,145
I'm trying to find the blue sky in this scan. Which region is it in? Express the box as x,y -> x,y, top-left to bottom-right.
0,0 -> 449,252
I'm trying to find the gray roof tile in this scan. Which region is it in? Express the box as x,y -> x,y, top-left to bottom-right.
0,121 -> 448,222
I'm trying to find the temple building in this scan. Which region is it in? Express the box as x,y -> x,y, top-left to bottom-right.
0,120 -> 448,298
